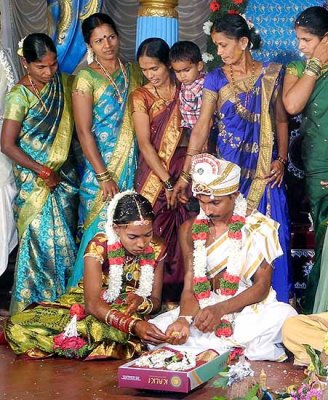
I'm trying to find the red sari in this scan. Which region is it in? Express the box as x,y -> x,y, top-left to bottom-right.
131,85 -> 193,301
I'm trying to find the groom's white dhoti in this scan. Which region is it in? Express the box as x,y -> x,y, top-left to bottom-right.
150,211 -> 297,361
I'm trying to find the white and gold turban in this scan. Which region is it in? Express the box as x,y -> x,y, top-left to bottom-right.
191,153 -> 241,197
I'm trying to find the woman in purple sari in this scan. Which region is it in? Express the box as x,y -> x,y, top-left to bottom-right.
130,38 -> 194,302
173,14 -> 292,303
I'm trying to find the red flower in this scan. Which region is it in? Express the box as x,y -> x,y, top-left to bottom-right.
193,276 -> 208,284
108,242 -> 122,251
69,304 -> 86,321
109,257 -> 124,265
223,272 -> 240,284
139,258 -> 155,266
215,319 -> 233,337
143,246 -> 154,254
210,1 -> 220,12
230,215 -> 246,224
227,10 -> 239,14
228,230 -> 242,240
193,232 -> 208,240
195,290 -> 211,300
53,333 -> 87,351
232,0 -> 243,4
229,347 -> 244,362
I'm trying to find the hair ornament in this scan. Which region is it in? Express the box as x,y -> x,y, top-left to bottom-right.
17,36 -> 27,57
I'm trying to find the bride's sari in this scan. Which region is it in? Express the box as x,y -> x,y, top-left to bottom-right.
67,63 -> 143,288
203,61 -> 292,303
4,72 -> 79,314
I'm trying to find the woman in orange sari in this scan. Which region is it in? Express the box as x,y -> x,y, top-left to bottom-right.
130,38 -> 194,302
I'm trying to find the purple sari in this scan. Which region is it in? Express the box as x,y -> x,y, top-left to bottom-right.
203,61 -> 292,303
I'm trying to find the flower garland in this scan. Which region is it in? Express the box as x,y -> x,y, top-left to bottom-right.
0,49 -> 15,93
191,193 -> 247,337
202,0 -> 250,71
103,190 -> 156,304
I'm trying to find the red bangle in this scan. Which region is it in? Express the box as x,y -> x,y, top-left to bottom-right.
38,166 -> 53,180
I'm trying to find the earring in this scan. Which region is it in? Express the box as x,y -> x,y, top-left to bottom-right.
87,46 -> 94,64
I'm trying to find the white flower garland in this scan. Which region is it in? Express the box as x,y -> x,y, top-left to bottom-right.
0,49 -> 15,92
193,193 -> 247,310
103,190 -> 156,303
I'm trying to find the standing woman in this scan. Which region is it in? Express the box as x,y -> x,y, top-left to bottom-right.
68,13 -> 143,287
283,6 -> 328,313
172,14 -> 292,303
1,34 -> 78,314
130,38 -> 194,302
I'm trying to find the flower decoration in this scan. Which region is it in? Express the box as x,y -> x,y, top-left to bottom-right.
191,194 -> 247,337
0,50 -> 16,91
203,0 -> 250,71
53,303 -> 89,359
17,36 -> 27,57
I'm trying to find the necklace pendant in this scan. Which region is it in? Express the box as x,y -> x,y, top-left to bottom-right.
118,96 -> 123,104
126,271 -> 133,281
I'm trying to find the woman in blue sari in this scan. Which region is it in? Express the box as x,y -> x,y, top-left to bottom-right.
68,13 -> 143,287
173,14 -> 292,303
1,34 -> 79,314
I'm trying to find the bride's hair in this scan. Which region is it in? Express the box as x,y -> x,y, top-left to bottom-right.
113,193 -> 154,225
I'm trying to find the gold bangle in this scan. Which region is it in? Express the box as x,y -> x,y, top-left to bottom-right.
180,170 -> 192,183
104,309 -> 112,325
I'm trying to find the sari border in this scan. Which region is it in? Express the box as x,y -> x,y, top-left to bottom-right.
139,89 -> 181,205
247,63 -> 281,210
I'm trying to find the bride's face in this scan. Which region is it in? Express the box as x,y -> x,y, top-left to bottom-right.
115,222 -> 153,255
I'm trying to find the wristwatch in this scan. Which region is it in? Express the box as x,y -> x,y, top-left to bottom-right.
178,315 -> 193,325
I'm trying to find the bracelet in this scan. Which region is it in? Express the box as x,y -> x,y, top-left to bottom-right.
178,315 -> 193,325
96,170 -> 112,183
138,298 -> 154,315
163,177 -> 174,191
304,57 -> 322,79
104,309 -> 112,325
180,170 -> 192,184
276,155 -> 287,166
38,165 -> 53,180
128,318 -> 140,336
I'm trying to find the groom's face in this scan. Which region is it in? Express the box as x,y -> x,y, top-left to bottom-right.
197,193 -> 237,221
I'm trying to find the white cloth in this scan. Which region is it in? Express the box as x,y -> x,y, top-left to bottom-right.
150,211 -> 297,361
0,47 -> 18,276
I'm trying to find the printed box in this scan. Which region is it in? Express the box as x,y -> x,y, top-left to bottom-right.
118,347 -> 229,393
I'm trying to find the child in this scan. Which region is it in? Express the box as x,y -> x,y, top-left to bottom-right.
169,41 -> 204,138
170,41 -> 216,155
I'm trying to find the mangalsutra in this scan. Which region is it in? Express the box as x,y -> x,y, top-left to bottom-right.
95,57 -> 128,103
229,60 -> 256,108
27,74 -> 48,113
153,84 -> 175,105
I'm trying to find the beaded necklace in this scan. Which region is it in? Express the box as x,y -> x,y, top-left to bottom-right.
229,60 -> 256,108
27,73 -> 48,113
94,57 -> 128,103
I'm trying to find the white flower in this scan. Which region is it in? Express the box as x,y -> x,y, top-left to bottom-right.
202,52 -> 214,63
241,14 -> 254,30
0,50 -> 15,91
18,36 -> 27,50
203,20 -> 213,35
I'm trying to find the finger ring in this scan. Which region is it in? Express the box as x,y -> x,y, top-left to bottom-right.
271,169 -> 276,174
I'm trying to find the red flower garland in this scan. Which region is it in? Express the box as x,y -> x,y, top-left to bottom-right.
215,319 -> 233,337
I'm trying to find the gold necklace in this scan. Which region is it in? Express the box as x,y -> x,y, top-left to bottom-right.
27,74 -> 48,113
94,57 -> 128,103
229,61 -> 256,108
153,84 -> 175,105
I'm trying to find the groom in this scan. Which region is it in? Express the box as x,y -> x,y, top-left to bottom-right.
150,153 -> 297,361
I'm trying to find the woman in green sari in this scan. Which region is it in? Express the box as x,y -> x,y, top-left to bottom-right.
1,34 -> 78,314
68,13 -> 143,288
283,6 -> 328,313
5,192 -> 167,360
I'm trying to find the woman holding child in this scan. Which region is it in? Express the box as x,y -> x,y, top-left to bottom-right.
173,14 -> 292,303
5,192 -> 167,360
131,38 -> 196,301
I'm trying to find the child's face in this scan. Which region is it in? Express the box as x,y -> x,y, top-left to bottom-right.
171,60 -> 203,85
